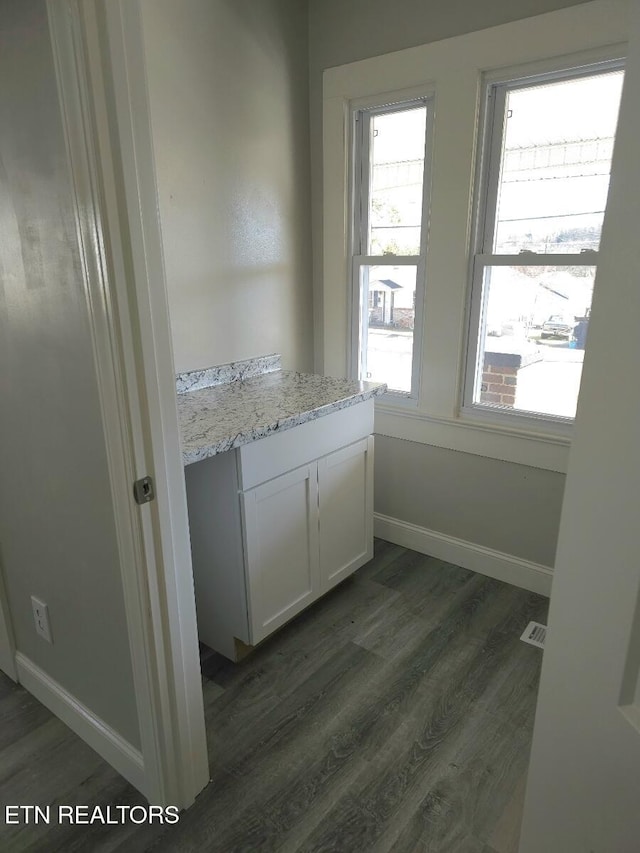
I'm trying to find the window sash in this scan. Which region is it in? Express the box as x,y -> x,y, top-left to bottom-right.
463,255 -> 596,428
464,59 -> 624,429
353,98 -> 430,258
350,96 -> 434,400
351,256 -> 425,399
478,58 -> 625,256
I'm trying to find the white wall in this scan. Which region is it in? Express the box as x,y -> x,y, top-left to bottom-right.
308,0 -> 596,568
375,438 -> 564,567
140,0 -> 313,375
0,0 -> 140,746
520,0 -> 640,846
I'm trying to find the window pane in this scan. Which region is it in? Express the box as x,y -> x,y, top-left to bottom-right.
368,106 -> 427,255
493,70 -> 623,253
360,264 -> 417,393
475,265 -> 596,419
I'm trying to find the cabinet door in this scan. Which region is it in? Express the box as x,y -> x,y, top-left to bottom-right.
318,436 -> 374,593
241,463 -> 320,645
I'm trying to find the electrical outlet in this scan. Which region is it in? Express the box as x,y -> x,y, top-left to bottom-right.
31,596 -> 53,644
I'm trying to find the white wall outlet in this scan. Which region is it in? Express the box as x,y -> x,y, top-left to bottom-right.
31,596 -> 53,644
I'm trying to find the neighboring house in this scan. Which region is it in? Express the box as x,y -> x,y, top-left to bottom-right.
369,271 -> 414,329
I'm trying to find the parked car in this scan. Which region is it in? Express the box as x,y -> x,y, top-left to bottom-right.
540,314 -> 575,339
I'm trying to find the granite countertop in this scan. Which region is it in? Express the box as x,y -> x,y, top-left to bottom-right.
177,355 -> 386,465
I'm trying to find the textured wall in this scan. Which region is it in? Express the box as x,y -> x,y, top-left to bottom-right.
140,0 -> 313,374
0,0 -> 140,745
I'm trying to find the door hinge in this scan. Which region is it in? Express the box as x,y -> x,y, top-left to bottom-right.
133,475 -> 155,505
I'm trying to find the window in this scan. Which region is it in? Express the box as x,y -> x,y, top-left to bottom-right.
323,4 -> 628,471
350,99 -> 433,397
464,62 -> 624,426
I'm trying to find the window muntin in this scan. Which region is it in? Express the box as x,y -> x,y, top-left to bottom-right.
352,99 -> 432,396
466,62 -> 624,425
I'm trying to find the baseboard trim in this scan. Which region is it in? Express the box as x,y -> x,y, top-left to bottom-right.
15,652 -> 146,794
374,513 -> 553,597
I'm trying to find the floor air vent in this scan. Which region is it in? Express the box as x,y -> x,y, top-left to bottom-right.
520,621 -> 547,649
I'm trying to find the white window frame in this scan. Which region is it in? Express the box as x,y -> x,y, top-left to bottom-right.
462,56 -> 626,435
321,0 -> 629,473
349,94 -> 434,403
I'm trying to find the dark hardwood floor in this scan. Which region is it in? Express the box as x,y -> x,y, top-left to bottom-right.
0,540 -> 547,852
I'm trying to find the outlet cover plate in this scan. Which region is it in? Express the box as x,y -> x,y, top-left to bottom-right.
31,596 -> 53,644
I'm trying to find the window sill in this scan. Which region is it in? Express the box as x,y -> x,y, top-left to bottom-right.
373,402 -> 571,472
376,390 -> 418,408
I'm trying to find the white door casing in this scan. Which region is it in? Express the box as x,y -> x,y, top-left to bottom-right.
0,543 -> 17,682
47,0 -> 209,807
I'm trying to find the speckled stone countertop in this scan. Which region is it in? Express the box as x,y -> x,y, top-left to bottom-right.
177,355 -> 386,466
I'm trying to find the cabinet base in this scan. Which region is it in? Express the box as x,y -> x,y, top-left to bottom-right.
233,637 -> 255,662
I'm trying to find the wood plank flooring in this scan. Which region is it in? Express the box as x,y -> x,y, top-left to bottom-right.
0,540 -> 548,852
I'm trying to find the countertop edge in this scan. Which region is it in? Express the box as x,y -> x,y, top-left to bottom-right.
181,385 -> 384,466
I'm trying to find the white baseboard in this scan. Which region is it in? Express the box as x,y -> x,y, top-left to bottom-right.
15,652 -> 146,795
374,513 -> 553,597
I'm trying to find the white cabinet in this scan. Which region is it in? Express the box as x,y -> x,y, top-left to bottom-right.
318,437 -> 373,593
241,463 -> 320,645
185,400 -> 374,660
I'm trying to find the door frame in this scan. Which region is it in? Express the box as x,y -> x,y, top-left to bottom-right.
47,0 -> 208,807
0,544 -> 17,682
